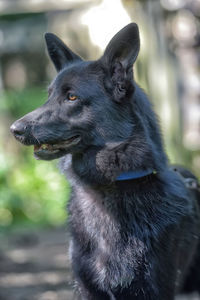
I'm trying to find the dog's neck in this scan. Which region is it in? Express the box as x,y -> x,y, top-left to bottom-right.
70,140 -> 165,186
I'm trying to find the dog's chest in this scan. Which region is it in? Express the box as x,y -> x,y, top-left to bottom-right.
70,182 -> 121,242
69,182 -> 148,289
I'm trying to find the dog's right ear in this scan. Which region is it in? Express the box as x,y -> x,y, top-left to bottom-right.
45,33 -> 82,72
100,23 -> 140,102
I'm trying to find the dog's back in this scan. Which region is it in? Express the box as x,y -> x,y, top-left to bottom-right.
170,165 -> 200,296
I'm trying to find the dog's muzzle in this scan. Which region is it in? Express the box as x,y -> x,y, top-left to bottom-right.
10,119 -> 30,144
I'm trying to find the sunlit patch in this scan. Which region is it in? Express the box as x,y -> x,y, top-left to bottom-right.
0,271 -> 67,287
81,0 -> 131,51
0,208 -> 13,226
37,289 -> 74,300
7,249 -> 30,264
160,0 -> 187,11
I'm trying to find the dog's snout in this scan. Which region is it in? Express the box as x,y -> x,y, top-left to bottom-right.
10,121 -> 26,137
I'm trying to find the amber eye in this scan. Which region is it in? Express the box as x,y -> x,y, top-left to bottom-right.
67,93 -> 77,101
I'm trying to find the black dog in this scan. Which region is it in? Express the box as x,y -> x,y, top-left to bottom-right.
11,23 -> 200,299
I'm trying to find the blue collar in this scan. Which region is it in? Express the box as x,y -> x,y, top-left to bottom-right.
116,169 -> 155,181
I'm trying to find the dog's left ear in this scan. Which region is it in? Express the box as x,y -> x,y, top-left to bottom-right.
101,23 -> 140,102
45,33 -> 82,72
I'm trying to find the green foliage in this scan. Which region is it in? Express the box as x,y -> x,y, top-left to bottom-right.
0,88 -> 70,229
0,87 -> 47,118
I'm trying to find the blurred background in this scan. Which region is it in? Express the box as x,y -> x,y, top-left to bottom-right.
0,0 -> 199,299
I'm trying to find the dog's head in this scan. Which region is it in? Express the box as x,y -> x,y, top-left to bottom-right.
10,23 -> 140,160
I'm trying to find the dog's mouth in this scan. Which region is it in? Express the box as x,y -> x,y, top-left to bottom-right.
34,135 -> 81,160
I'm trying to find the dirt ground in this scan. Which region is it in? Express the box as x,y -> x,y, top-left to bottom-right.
0,227 -> 75,300
0,227 -> 199,300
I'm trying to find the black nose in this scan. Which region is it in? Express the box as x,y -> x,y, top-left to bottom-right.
10,121 -> 26,137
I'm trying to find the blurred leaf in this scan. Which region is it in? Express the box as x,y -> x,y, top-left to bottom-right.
0,88 -> 70,229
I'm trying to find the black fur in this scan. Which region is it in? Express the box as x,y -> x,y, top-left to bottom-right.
10,23 -> 200,299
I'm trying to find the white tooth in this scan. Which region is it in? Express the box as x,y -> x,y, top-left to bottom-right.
41,144 -> 48,150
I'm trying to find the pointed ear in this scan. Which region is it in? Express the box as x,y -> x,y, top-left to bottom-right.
101,23 -> 140,102
102,23 -> 140,73
44,33 -> 82,72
